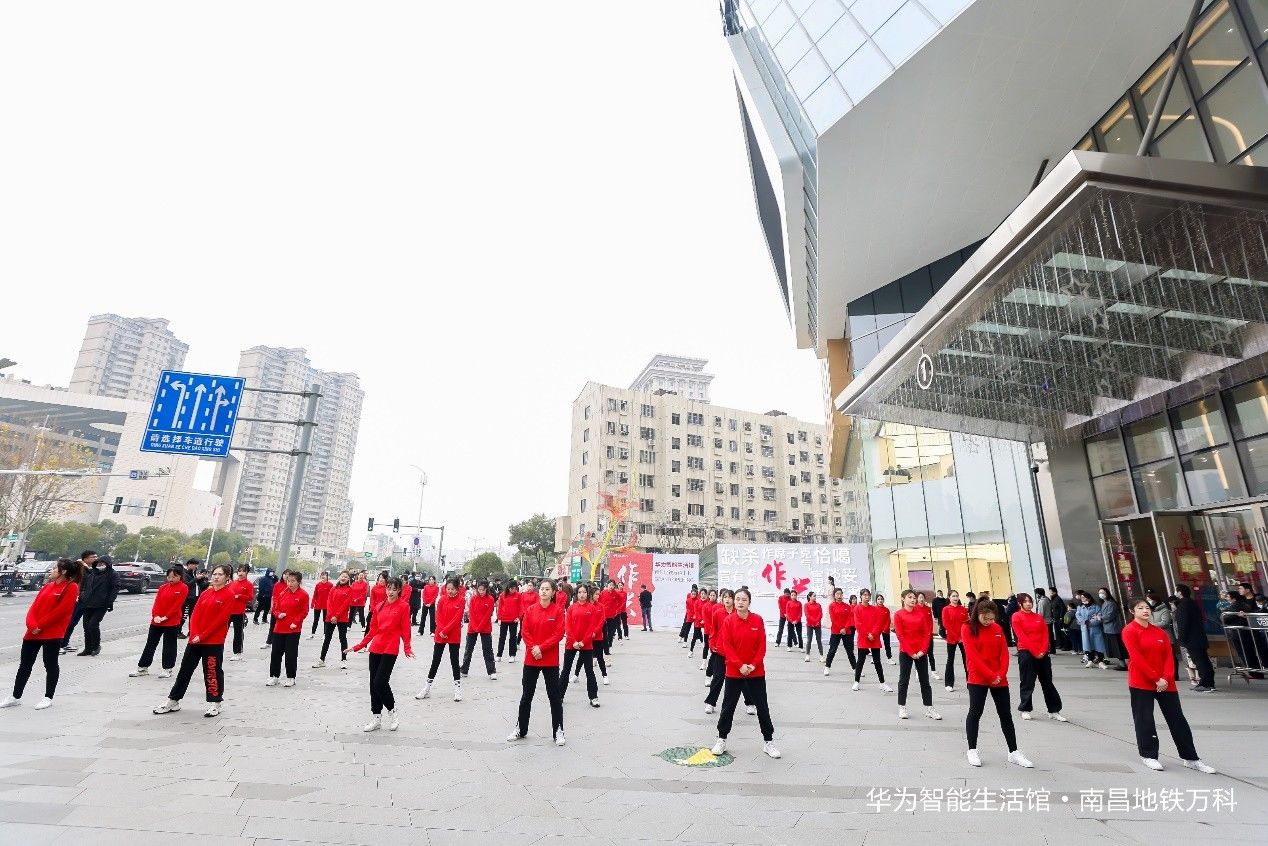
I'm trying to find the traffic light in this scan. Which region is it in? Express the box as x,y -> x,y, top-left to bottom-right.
147,500 -> 158,517
367,518 -> 375,532
112,496 -> 123,515
392,518 -> 400,533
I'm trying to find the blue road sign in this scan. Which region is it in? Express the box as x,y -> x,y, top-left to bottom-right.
141,370 -> 245,458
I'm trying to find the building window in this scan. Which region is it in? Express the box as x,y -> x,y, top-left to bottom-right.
671,413 -> 681,425
799,451 -> 809,462
715,482 -> 726,494
745,465 -> 755,477
619,448 -> 629,461
605,421 -> 616,435
687,412 -> 704,425
606,446 -> 615,459
688,503 -> 705,516
640,498 -> 655,512
580,475 -> 587,488
762,445 -> 775,458
639,449 -> 656,464
671,460 -> 681,473
714,459 -> 724,471
729,419 -> 738,431
745,442 -> 754,455
786,432 -> 795,445
640,427 -> 655,440
641,404 -> 655,417
671,508 -> 681,523
672,484 -> 681,497
688,478 -> 705,492
798,431 -> 808,442
715,505 -> 725,517
791,519 -> 800,531
582,429 -> 589,442
801,471 -> 812,483
790,497 -> 798,509
746,509 -> 756,521
638,473 -> 654,488
763,487 -> 776,501
582,451 -> 589,465
762,466 -> 775,479
728,440 -> 738,452
763,510 -> 776,523
789,474 -> 797,486
802,492 -> 812,504
607,399 -> 619,412
619,424 -> 629,436
713,415 -> 722,427
687,435 -> 703,447
728,483 -> 739,496
729,462 -> 739,473
672,437 -> 681,450
714,438 -> 723,449
580,498 -> 587,512
687,456 -> 704,470
584,405 -> 591,420
731,507 -> 740,519
784,452 -> 793,464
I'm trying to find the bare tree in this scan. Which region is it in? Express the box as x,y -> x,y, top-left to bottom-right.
0,426 -> 95,561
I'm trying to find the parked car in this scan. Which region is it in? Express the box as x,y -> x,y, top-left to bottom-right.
15,562 -> 52,591
114,563 -> 154,594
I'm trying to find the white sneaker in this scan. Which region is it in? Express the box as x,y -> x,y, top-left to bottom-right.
818,655 -> 825,663
680,640 -> 687,648
259,643 -> 269,649
803,654 -> 809,663
496,656 -> 502,663
158,670 -> 172,678
699,659 -> 707,670
311,660 -> 325,668
508,655 -> 516,663
0,696 -> 19,708
227,655 -> 241,662
966,749 -> 982,767
945,685 -> 954,692
704,704 -> 715,714
925,707 -> 942,721
507,729 -> 525,742
203,703 -> 220,718
1049,712 -> 1068,722
763,741 -> 781,759
489,673 -> 498,681
851,682 -> 860,691
930,671 -> 940,679
282,678 -> 295,688
879,683 -> 894,693
416,681 -> 432,700
265,677 -> 279,687
1021,712 -> 1033,720
590,698 -> 600,708
153,699 -> 180,714
704,679 -> 711,688
453,681 -> 462,702
898,706 -> 909,720
1184,760 -> 1217,774
308,633 -> 314,639
745,704 -> 756,715
340,660 -> 348,670
387,709 -> 399,731
1007,751 -> 1034,768
887,658 -> 896,665
823,667 -> 830,676
129,667 -> 149,677
363,715 -> 381,732
555,731 -> 566,747
711,738 -> 726,755
1142,757 -> 1164,771
33,697 -> 52,710
602,675 -> 609,686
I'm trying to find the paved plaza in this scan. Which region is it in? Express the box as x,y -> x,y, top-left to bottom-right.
0,602 -> 1265,845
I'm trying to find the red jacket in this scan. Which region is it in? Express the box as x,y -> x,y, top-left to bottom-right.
24,580 -> 79,640
401,582 -> 412,606
188,584 -> 235,645
369,584 -> 387,610
894,607 -> 933,657
521,600 -> 565,667
696,598 -> 713,626
804,600 -> 823,628
226,578 -> 252,615
1122,620 -> 1176,692
719,611 -> 766,678
828,600 -> 853,635
854,604 -> 886,646
350,580 -> 369,605
467,593 -> 495,635
777,594 -> 788,620
353,597 -> 413,655
600,588 -> 621,619
1012,609 -> 1050,658
151,581 -> 190,626
941,604 -> 969,644
326,583 -> 354,624
496,591 -> 520,623
591,600 -> 606,642
784,597 -> 803,624
684,594 -> 698,621
433,592 -> 463,643
312,579 -> 332,610
422,583 -> 439,606
271,587 -> 310,635
877,605 -> 892,632
962,621 -> 1009,686
565,602 -> 601,650
519,589 -> 535,620
710,605 -> 731,659
554,588 -> 569,611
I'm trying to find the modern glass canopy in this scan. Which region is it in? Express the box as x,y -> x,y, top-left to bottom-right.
836,151 -> 1268,443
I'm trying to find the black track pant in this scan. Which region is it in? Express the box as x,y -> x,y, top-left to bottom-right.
826,633 -> 856,670
1130,688 -> 1198,760
310,608 -> 325,635
705,652 -> 751,707
717,676 -> 774,742
81,607 -> 108,652
881,631 -> 892,659
560,648 -> 598,701
320,621 -> 349,661
418,604 -> 435,634
897,652 -> 932,707
497,622 -> 519,657
804,625 -> 823,656
679,618 -> 692,641
619,611 -> 629,638
350,605 -> 365,628
230,614 -> 246,655
927,637 -> 937,671
13,639 -> 60,699
689,626 -> 706,656
855,647 -> 885,683
428,642 -> 460,682
139,625 -> 179,670
461,632 -> 495,676
1189,645 -> 1215,689
368,653 -> 397,714
253,602 -> 270,625
605,617 -> 621,648
1017,652 -> 1063,714
62,607 -> 84,648
775,617 -> 786,645
966,684 -> 1016,752
944,642 -> 967,688
270,632 -> 300,679
517,665 -> 563,738
169,643 -> 224,703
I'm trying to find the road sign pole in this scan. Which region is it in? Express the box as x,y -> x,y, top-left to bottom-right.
275,383 -> 321,573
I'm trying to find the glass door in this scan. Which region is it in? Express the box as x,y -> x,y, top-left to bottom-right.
1204,509 -> 1268,635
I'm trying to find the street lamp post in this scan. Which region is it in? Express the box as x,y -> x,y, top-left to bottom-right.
409,464 -> 427,571
135,527 -> 155,562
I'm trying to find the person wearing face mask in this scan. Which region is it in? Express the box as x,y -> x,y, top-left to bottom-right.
1097,587 -> 1127,671
313,571 -> 354,670
1075,591 -> 1107,667
153,564 -> 235,718
74,553 -> 119,657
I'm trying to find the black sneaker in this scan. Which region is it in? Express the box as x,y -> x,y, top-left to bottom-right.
1192,685 -> 1216,693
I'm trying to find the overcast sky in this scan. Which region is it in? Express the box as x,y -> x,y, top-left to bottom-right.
1,1 -> 825,553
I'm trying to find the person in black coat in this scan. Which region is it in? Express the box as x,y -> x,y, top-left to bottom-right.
1174,584 -> 1215,691
638,584 -> 653,631
77,555 -> 120,656
408,572 -> 425,626
254,569 -> 276,625
931,591 -> 949,638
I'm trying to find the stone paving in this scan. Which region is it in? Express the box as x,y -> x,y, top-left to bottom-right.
0,619 -> 1265,845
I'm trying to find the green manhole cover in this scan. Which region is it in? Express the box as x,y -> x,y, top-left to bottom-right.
657,745 -> 735,768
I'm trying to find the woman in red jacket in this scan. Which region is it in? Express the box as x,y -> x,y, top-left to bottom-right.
350,571 -> 370,631
153,563 -> 235,717
226,565 -> 254,660
496,579 -> 521,663
875,594 -> 895,665
825,588 -> 856,677
309,571 -> 332,639
586,590 -> 611,685
1122,599 -> 1216,773
710,588 -> 779,759
940,591 -> 969,692
699,589 -> 719,673
267,571 -> 310,688
508,578 -> 567,745
962,597 -> 1032,768
129,566 -> 189,679
560,582 -> 601,708
802,592 -> 824,662
688,588 -> 709,657
2,558 -> 83,710
461,580 -> 497,680
775,588 -> 790,647
783,592 -> 803,652
417,577 -> 464,702
314,570 -> 354,670
893,590 -> 941,721
367,571 -> 388,630
351,576 -> 413,732
1012,592 -> 1066,722
418,575 -> 439,635
703,589 -> 753,715
852,590 -> 893,692
680,585 -> 699,647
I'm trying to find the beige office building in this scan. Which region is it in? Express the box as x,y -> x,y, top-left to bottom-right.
69,314 -> 189,402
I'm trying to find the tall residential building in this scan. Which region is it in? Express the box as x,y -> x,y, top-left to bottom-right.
557,374 -> 867,555
629,354 -> 714,402
723,1 -> 1268,608
214,347 -> 363,562
69,314 -> 189,402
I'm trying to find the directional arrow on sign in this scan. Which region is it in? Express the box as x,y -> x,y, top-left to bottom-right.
168,380 -> 188,429
190,383 -> 207,429
209,386 -> 229,431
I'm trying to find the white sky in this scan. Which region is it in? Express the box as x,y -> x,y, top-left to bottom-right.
1,1 -> 825,552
